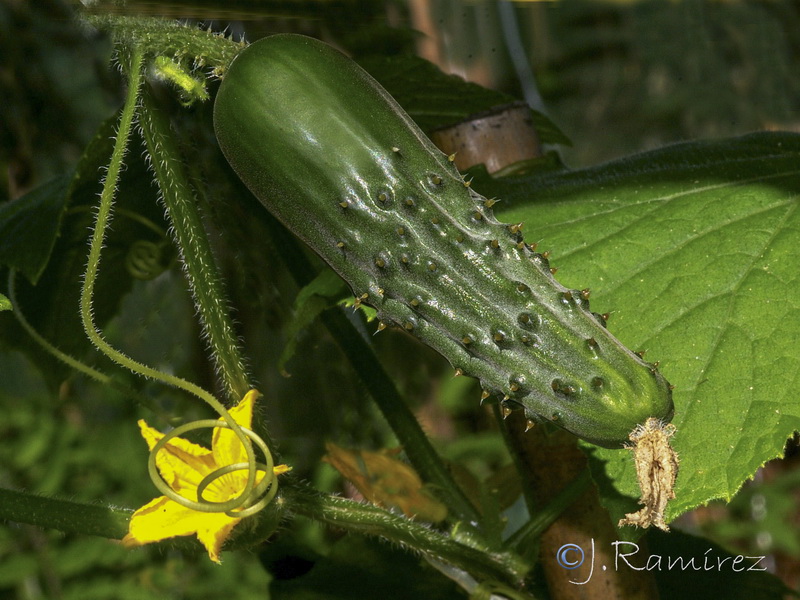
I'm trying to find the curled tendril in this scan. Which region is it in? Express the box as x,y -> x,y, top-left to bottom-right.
147,414 -> 279,518
125,239 -> 169,280
79,45 -> 279,530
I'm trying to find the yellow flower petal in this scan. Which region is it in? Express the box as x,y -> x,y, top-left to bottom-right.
207,390 -> 262,499
212,389 -> 259,468
196,516 -> 242,564
138,419 -> 211,457
122,495 -> 241,564
125,390 -> 290,563
137,420 -> 216,497
122,496 -> 200,545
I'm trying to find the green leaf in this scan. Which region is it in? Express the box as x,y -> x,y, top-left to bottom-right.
529,112 -> 573,149
278,267 -> 348,375
358,54 -> 569,146
486,131 -> 800,523
1,123 -> 170,387
0,293 -> 10,312
0,115 -> 118,285
0,176 -> 71,284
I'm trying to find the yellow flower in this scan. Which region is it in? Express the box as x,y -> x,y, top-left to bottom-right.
122,390 -> 290,563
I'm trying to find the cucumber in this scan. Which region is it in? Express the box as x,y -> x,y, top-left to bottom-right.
213,34 -> 673,448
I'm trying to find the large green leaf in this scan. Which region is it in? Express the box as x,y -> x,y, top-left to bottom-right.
0,121 -> 171,387
0,116 -> 118,285
277,267 -> 347,376
483,131 -> 800,523
0,176 -> 71,284
358,54 -> 569,146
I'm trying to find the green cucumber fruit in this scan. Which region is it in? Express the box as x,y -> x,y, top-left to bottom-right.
213,34 -> 673,448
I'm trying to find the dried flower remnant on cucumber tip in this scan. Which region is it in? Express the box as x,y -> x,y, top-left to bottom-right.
618,418 -> 679,531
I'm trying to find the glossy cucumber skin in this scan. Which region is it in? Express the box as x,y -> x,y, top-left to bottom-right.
214,34 -> 673,448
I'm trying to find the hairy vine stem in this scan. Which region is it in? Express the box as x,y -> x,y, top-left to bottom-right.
138,84 -> 251,403
84,14 -> 245,78
78,48 -> 275,518
284,484 -> 531,590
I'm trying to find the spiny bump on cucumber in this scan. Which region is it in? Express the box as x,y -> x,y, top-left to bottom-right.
214,33 -> 674,448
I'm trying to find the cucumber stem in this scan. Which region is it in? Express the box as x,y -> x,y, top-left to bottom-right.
284,483 -> 528,589
84,14 -> 245,79
443,105 -> 658,599
139,85 -> 251,404
80,54 -> 262,512
0,487 -> 131,540
0,485 -> 283,555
